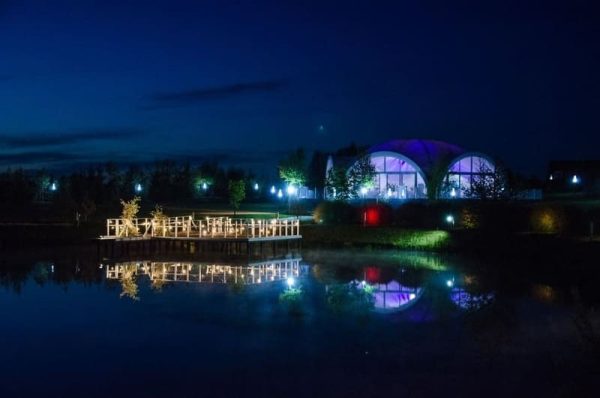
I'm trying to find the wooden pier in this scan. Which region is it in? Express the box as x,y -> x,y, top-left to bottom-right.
98,215 -> 302,256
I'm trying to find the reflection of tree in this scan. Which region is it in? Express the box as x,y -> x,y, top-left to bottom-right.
464,300 -> 517,364
572,288 -> 600,362
326,282 -> 374,315
32,263 -> 50,285
119,265 -> 139,301
279,287 -> 304,316
150,278 -> 166,292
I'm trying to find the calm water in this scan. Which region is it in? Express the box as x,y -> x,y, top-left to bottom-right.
0,249 -> 599,397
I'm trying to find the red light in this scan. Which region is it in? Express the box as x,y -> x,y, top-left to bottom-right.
364,267 -> 381,283
365,207 -> 380,226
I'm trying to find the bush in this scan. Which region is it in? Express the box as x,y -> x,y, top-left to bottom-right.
530,205 -> 567,234
313,201 -> 357,224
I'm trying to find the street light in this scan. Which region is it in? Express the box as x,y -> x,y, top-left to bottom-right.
135,183 -> 142,193
450,187 -> 457,198
254,183 -> 259,191
277,189 -> 283,199
270,185 -> 276,194
50,182 -> 57,192
572,175 -> 580,184
286,185 -> 297,196
446,214 -> 455,227
202,182 -> 208,190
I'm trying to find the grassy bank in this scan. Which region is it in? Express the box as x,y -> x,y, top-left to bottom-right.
302,225 -> 452,250
301,224 -> 600,260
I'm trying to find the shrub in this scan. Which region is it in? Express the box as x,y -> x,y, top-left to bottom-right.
313,201 -> 357,224
530,205 -> 566,234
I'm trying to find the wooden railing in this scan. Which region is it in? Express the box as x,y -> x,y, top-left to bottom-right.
103,216 -> 300,240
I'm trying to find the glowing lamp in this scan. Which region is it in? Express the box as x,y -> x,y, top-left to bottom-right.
360,186 -> 368,196
409,293 -> 416,300
50,182 -> 57,191
254,183 -> 259,191
450,188 -> 457,197
135,183 -> 142,193
286,185 -> 297,196
446,215 -> 455,225
286,277 -> 295,287
277,189 -> 283,198
202,182 -> 208,190
270,185 -> 276,194
572,175 -> 579,184
446,279 -> 454,288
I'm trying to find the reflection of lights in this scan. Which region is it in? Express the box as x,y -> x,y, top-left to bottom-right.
286,277 -> 295,287
270,185 -> 276,194
446,279 -> 454,288
409,293 -> 416,300
277,189 -> 283,198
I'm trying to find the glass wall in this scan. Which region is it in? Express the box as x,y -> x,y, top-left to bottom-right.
364,153 -> 427,199
441,155 -> 495,198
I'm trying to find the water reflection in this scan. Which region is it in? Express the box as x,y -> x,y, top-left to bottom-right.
370,281 -> 423,312
106,258 -> 301,285
450,288 -> 495,311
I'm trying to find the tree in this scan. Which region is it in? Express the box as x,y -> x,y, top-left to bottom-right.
325,167 -> 352,201
463,163 -> 507,200
347,154 -> 376,197
120,196 -> 141,236
228,180 -> 246,215
150,205 -> 168,236
307,150 -> 328,194
279,148 -> 307,186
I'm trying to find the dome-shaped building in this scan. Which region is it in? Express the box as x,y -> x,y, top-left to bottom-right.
326,139 -> 496,199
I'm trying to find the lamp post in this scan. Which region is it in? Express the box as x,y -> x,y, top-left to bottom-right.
446,214 -> 455,228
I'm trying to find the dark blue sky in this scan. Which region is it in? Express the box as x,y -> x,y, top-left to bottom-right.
1,0 -> 599,176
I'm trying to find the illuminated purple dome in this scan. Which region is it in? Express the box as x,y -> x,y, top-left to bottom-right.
368,139 -> 466,177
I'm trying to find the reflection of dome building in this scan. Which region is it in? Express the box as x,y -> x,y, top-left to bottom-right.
326,139 -> 495,199
370,280 -> 423,312
450,288 -> 495,311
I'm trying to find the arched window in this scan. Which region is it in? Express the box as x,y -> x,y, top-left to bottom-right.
441,155 -> 495,199
363,152 -> 427,199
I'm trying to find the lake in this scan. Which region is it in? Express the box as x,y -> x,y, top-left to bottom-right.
0,248 -> 598,397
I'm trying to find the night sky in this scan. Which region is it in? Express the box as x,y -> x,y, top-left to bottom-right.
1,0 -> 599,176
